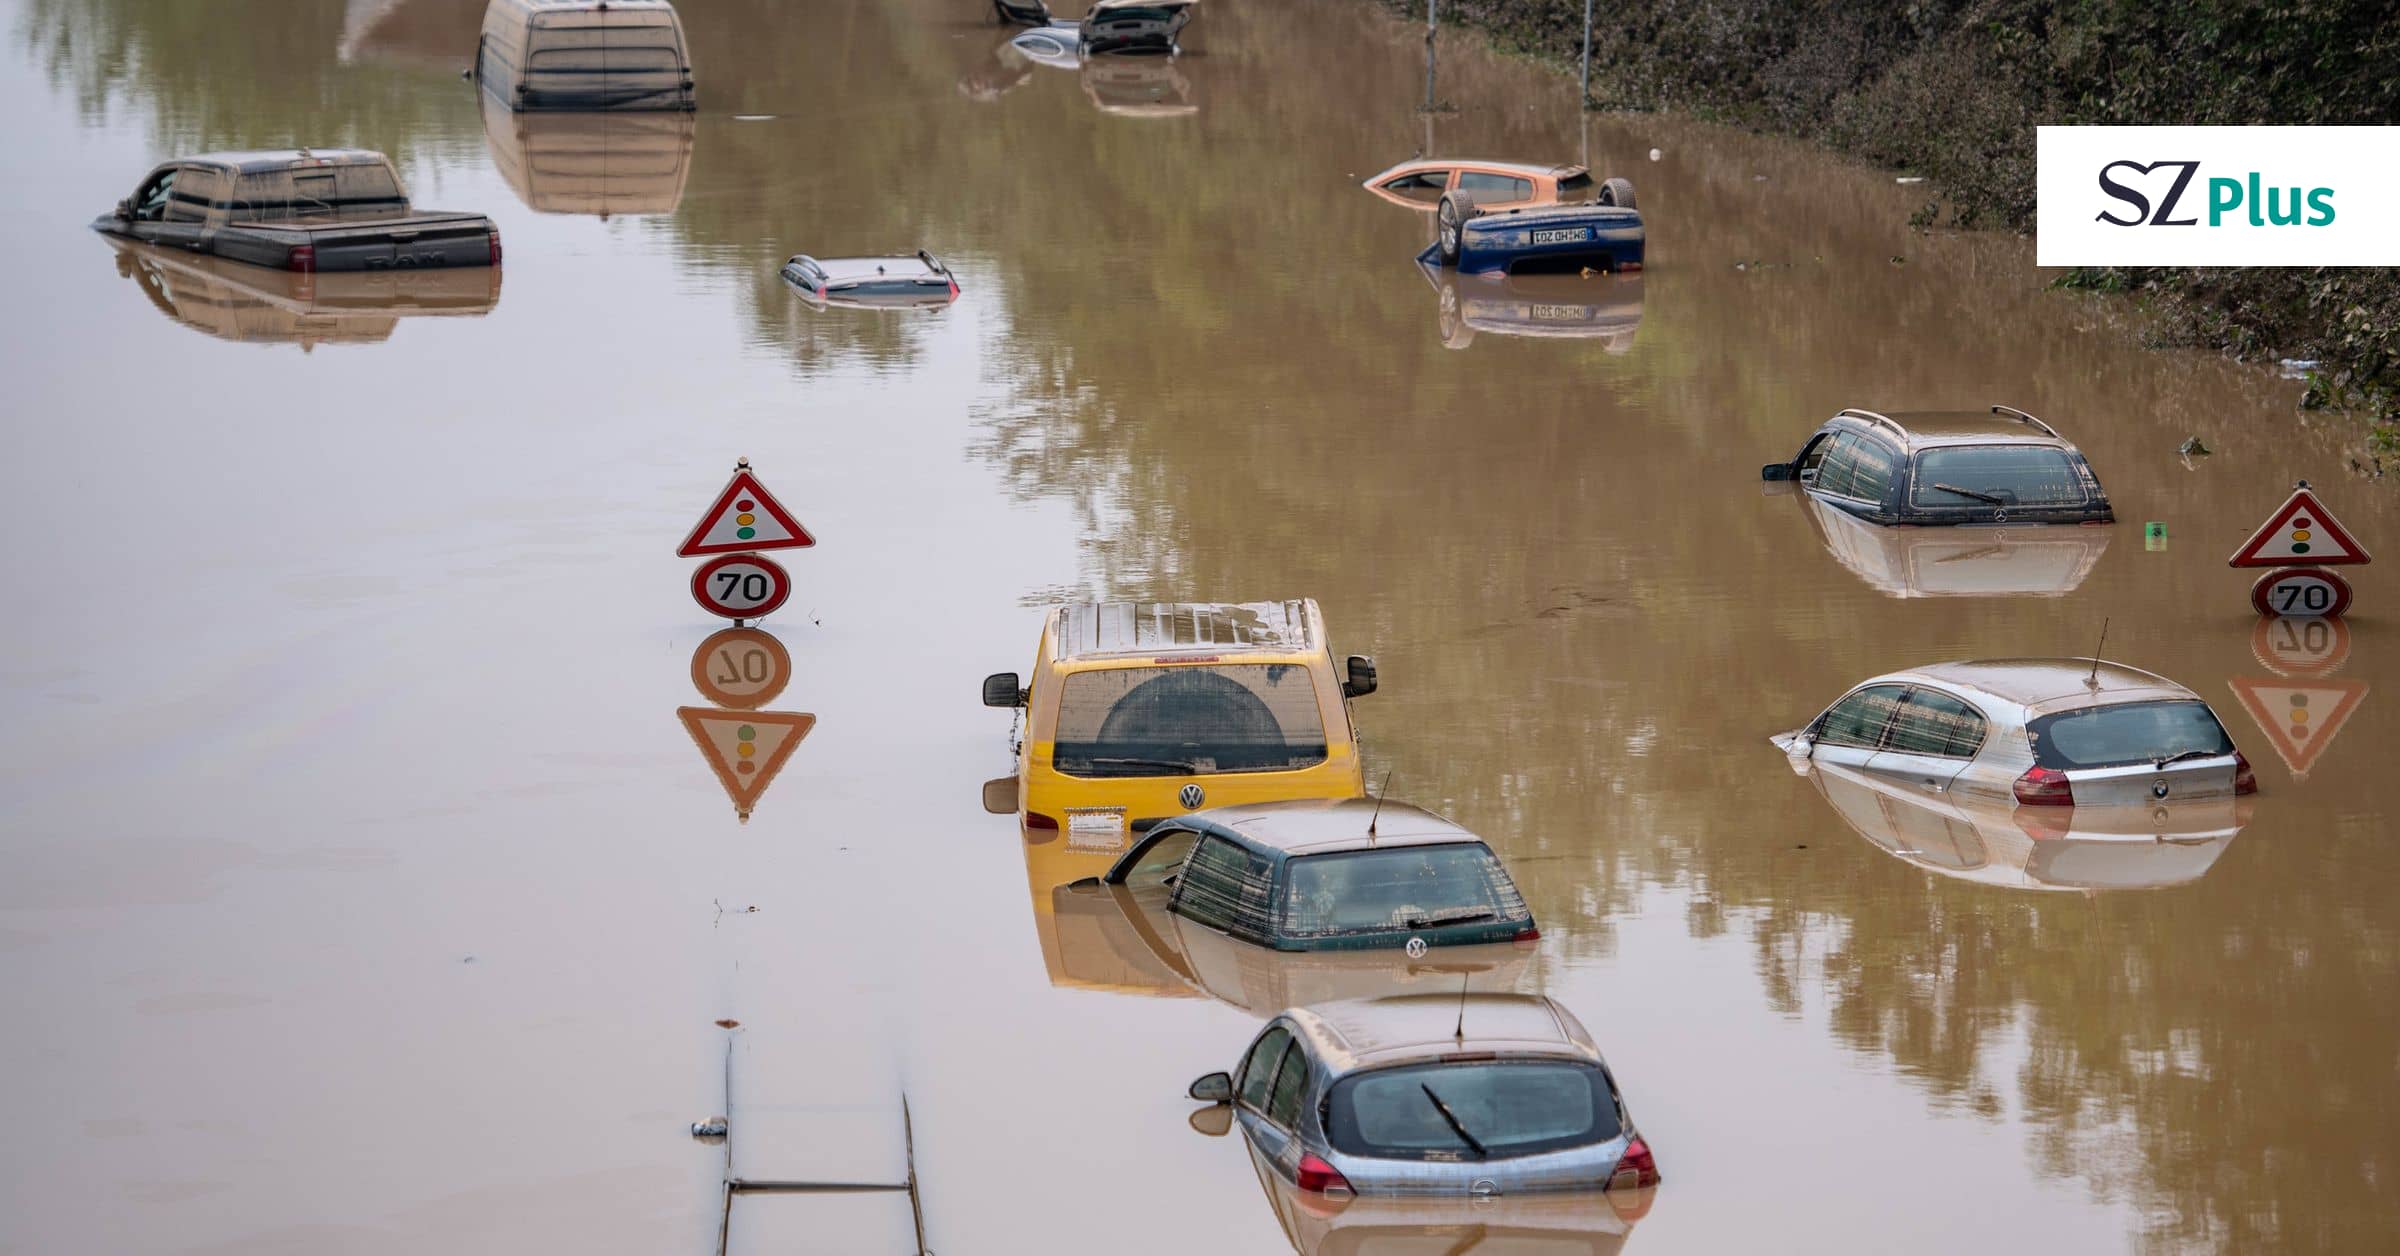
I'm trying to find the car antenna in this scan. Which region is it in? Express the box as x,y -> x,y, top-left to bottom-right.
1366,769 -> 1394,844
2086,617 -> 2110,690
1453,972 -> 1470,1043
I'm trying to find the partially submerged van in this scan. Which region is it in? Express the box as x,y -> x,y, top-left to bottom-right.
983,601 -> 1378,841
475,0 -> 696,112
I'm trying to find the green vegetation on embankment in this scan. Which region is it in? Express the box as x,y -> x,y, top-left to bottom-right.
1389,0 -> 2400,456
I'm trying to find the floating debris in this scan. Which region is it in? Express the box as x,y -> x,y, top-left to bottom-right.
734,114 -> 776,121
1648,148 -> 1662,161
2178,436 -> 2212,457
1889,255 -> 1907,265
1896,176 -> 1926,184
2280,358 -> 2320,378
714,1018 -> 740,1029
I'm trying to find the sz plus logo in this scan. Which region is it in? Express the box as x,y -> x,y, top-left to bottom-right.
2094,160 -> 2334,228
2036,126 -> 2399,266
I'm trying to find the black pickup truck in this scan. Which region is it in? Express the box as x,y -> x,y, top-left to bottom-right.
93,149 -> 499,273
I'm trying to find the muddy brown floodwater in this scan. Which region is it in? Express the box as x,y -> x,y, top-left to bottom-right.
2,0 -> 2396,1252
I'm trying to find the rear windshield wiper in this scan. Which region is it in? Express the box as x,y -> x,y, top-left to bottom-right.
1065,756 -> 1203,774
1928,482 -> 2009,505
1405,907 -> 1497,928
1419,1083 -> 1488,1159
2153,748 -> 2223,767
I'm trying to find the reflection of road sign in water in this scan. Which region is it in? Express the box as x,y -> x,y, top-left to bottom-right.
678,465 -> 817,557
678,707 -> 815,819
689,627 -> 792,709
2250,566 -> 2353,619
2228,484 -> 2370,567
2251,615 -> 2353,677
690,552 -> 791,621
2226,677 -> 2368,780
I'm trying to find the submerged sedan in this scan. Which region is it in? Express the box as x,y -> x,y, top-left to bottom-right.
1186,994 -> 1659,1196
1774,659 -> 2257,808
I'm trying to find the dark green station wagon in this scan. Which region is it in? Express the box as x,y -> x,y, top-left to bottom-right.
1097,798 -> 1539,952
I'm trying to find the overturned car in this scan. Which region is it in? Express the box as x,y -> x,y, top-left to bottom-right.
1425,179 -> 1643,275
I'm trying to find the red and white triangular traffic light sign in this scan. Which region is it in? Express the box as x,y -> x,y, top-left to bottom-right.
2225,677 -> 2368,780
678,707 -> 816,819
2228,485 -> 2371,567
678,466 -> 817,557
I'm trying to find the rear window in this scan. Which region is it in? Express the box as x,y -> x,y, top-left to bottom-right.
1910,446 -> 2088,508
1053,664 -> 1326,778
1327,1060 -> 1620,1161
2027,700 -> 2233,770
1280,844 -> 1528,939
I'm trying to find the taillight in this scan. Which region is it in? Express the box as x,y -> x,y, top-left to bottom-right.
1611,1136 -> 1660,1188
287,244 -> 315,273
487,228 -> 503,266
1295,1153 -> 1352,1195
1514,924 -> 1541,942
2013,765 -> 2074,807
815,284 -> 828,300
1025,811 -> 1059,830
947,279 -> 960,299
2233,751 -> 2257,795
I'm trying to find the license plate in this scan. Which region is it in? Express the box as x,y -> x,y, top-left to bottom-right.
1529,227 -> 1590,244
1065,807 -> 1129,849
1530,303 -> 1594,320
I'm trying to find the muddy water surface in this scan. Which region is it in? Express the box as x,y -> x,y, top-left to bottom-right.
2,1 -> 2396,1253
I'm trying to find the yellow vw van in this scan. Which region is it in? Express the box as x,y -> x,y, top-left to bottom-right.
983,601 -> 1377,841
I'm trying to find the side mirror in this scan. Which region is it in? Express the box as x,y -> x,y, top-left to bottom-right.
981,775 -> 1020,815
1187,1071 -> 1233,1104
982,672 -> 1026,708
1760,462 -> 1793,482
1340,655 -> 1378,699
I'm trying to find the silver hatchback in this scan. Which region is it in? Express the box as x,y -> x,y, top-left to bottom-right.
1184,994 -> 1658,1198
1774,658 -> 2257,807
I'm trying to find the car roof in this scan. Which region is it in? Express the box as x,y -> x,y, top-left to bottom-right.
1049,599 -> 1321,661
1878,658 -> 2200,713
787,253 -> 949,283
1172,797 -> 1479,856
180,149 -> 389,173
1288,994 -> 1599,1072
1826,407 -> 2078,451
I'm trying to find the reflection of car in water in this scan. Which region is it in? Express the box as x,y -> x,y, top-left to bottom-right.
1020,827 -> 1530,1012
479,92 -> 693,215
1100,799 -> 1541,952
1186,995 -> 1661,1197
1245,1163 -> 1652,1256
1081,55 -> 1195,116
1806,759 -> 2249,892
983,601 -> 1379,837
1775,659 -> 2257,810
106,236 -> 501,348
1761,407 -> 2115,527
1418,259 -> 1642,352
1793,492 -> 2113,597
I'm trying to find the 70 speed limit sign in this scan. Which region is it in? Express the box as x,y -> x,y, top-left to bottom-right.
691,552 -> 792,621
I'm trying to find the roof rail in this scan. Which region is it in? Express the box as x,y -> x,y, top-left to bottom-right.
1836,408 -> 1908,440
1990,404 -> 2060,438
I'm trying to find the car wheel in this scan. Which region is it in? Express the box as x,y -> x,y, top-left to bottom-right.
1599,177 -> 1636,210
1436,190 -> 1478,266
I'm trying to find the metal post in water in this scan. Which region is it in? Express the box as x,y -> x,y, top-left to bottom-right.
1422,0 -> 1437,115
1580,0 -> 1594,108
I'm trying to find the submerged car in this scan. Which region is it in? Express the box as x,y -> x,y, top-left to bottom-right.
984,600 -> 1378,836
1099,798 -> 1539,952
1020,823 -> 1531,1010
94,149 -> 499,273
1760,407 -> 2115,526
1774,659 -> 2257,808
1804,758 -> 2250,892
475,0 -> 696,112
106,237 -> 500,347
1418,258 -> 1643,352
780,252 -> 959,310
1186,994 -> 1659,1196
1364,158 -> 1603,212
993,0 -> 1196,54
1792,492 -> 2113,597
1427,182 -> 1643,275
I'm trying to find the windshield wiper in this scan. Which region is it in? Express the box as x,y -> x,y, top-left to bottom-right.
1065,756 -> 1202,774
1419,1083 -> 1488,1158
2153,748 -> 2222,768
1929,482 -> 2008,505
1405,908 -> 1497,928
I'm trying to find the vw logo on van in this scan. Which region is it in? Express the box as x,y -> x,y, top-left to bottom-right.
2151,779 -> 2171,799
1179,783 -> 1205,810
1405,936 -> 1428,959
